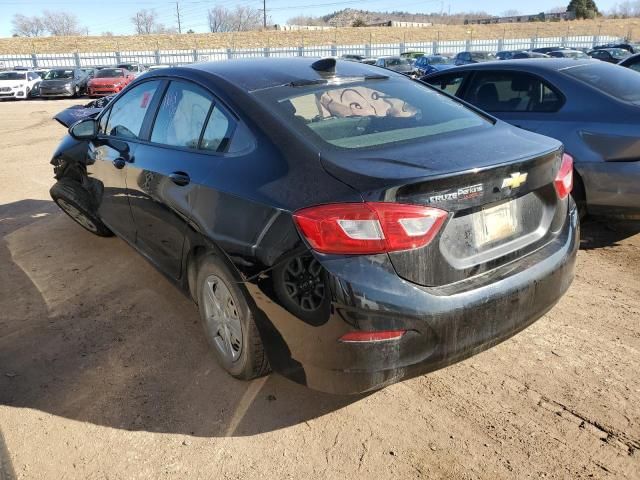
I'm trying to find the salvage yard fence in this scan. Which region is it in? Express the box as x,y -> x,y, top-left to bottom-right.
0,35 -> 624,68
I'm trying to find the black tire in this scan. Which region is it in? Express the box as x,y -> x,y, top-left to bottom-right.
50,178 -> 113,237
196,255 -> 270,380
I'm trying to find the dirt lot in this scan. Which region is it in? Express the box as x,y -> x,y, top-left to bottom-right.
0,99 -> 638,479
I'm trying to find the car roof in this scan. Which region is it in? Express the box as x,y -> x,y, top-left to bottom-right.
185,57 -> 392,92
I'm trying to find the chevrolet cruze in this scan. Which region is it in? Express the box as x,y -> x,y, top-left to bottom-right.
49,58 -> 578,394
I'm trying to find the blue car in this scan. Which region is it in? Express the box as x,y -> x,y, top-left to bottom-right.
423,59 -> 640,220
413,55 -> 455,76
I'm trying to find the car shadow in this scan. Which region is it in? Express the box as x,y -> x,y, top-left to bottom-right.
579,218 -> 640,250
0,199 -> 362,439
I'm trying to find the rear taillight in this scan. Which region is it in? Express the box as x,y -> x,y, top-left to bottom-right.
554,153 -> 574,200
293,202 -> 448,255
339,330 -> 406,343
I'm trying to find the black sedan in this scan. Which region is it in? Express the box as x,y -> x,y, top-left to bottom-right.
619,53 -> 640,72
423,59 -> 640,220
588,48 -> 631,63
49,58 -> 578,394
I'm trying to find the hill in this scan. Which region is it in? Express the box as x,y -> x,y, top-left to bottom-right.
0,18 -> 637,55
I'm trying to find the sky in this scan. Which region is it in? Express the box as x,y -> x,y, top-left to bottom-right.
0,0 -> 621,37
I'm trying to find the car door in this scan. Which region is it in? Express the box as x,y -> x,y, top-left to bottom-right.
461,70 -> 564,132
124,79 -> 225,279
86,79 -> 163,242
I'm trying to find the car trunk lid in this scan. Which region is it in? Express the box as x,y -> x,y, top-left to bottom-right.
320,124 -> 567,287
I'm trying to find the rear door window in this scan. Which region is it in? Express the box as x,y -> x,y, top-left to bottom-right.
105,80 -> 161,139
464,71 -> 563,112
561,62 -> 640,104
151,81 -> 213,149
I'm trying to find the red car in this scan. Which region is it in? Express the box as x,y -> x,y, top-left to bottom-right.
87,68 -> 134,97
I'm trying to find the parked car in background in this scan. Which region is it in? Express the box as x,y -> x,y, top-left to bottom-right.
588,48 -> 630,63
531,46 -> 570,54
413,55 -> 454,75
116,63 -> 146,77
0,70 -> 41,100
48,57 -> 577,394
32,68 -> 50,78
548,50 -> 590,59
400,51 -> 425,62
511,51 -> 550,59
453,51 -> 496,65
340,54 -> 365,62
422,59 -> 640,220
618,53 -> 640,72
374,56 -> 415,75
593,43 -> 640,54
361,58 -> 377,65
39,68 -> 88,98
496,50 -> 520,60
81,67 -> 101,80
87,68 -> 134,97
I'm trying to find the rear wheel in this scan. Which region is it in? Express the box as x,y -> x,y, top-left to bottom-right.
50,178 -> 113,237
196,255 -> 269,380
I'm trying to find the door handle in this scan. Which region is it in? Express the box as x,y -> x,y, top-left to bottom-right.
169,172 -> 190,186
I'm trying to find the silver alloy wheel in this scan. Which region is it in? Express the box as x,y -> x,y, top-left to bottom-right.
202,274 -> 243,362
57,198 -> 97,232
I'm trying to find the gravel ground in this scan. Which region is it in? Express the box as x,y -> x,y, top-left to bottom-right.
0,99 -> 638,480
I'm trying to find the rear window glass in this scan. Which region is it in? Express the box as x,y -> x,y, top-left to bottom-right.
271,79 -> 488,149
562,63 -> 640,104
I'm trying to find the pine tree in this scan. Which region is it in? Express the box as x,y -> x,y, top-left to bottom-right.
567,0 -> 599,19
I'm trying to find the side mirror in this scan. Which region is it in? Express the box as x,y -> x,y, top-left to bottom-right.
69,118 -> 98,140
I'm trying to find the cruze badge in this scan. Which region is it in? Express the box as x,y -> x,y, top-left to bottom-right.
501,172 -> 528,189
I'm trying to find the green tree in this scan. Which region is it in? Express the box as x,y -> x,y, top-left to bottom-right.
351,18 -> 367,27
567,0 -> 599,19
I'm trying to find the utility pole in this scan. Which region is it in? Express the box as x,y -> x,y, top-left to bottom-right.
176,2 -> 182,34
263,0 -> 267,29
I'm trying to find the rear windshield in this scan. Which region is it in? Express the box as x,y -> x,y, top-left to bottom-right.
44,69 -> 73,80
0,72 -> 26,80
562,63 -> 640,104
386,58 -> 411,66
268,78 -> 489,149
96,69 -> 124,78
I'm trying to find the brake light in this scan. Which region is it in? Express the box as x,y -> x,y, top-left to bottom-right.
554,153 -> 574,200
293,202 -> 448,255
339,330 -> 406,342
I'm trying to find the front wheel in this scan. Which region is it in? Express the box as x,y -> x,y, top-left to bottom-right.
196,255 -> 270,380
50,179 -> 113,237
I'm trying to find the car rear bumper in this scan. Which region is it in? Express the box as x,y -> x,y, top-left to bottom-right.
88,88 -> 120,96
248,200 -> 579,394
577,160 -> 640,219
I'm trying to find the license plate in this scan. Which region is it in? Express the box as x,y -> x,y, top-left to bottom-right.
474,201 -> 519,247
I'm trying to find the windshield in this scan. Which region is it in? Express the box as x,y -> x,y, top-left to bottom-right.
608,48 -> 630,59
44,69 -> 74,80
96,69 -> 124,78
429,56 -> 448,64
0,72 -> 26,81
471,52 -> 495,61
267,78 -> 489,149
386,58 -> 411,67
562,62 -> 640,104
117,64 -> 136,71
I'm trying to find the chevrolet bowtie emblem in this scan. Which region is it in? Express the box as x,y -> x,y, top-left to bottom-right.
501,172 -> 528,189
